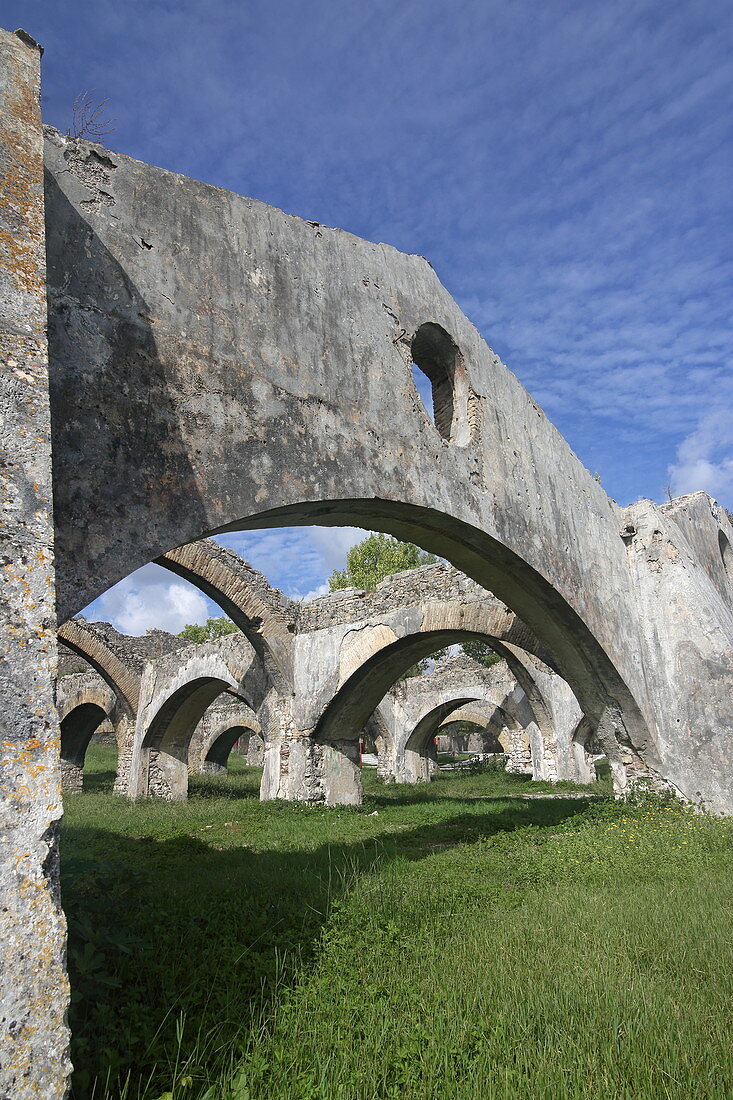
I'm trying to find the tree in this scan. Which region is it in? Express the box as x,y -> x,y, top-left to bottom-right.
460,638 -> 502,668
328,533 -> 437,592
179,617 -> 238,643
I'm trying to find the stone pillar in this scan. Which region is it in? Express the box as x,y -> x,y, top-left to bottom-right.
504,727 -> 532,774
60,757 -> 83,792
260,733 -> 362,804
113,716 -> 136,796
321,739 -> 362,805
399,746 -> 431,783
376,734 -> 397,782
0,28 -> 71,1099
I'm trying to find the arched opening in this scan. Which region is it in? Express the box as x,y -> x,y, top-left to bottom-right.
571,716 -> 614,788
403,696 -> 479,782
410,322 -> 466,443
438,718 -> 507,759
60,703 -> 109,792
216,500 -> 647,768
65,499 -> 649,786
316,628 -> 547,750
719,529 -> 732,580
202,725 -> 255,773
141,676 -> 233,800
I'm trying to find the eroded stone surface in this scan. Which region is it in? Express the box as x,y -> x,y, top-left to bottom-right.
0,29 -> 70,1099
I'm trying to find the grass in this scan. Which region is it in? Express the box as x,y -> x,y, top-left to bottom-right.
61,747 -> 733,1099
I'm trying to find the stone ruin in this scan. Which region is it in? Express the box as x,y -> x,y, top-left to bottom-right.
54,556 -> 602,801
1,27 -> 732,1097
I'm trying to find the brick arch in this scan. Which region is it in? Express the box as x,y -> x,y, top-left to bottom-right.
57,620 -> 139,716
157,540 -> 296,686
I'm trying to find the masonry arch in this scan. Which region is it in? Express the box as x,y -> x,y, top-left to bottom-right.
142,676 -> 235,799
56,670 -> 132,792
46,132 -> 733,810
156,540 -> 296,688
129,631 -> 270,800
60,703 -> 110,787
227,503 -> 646,770
395,669 -> 533,783
438,705 -> 509,755
314,625 -> 559,749
57,619 -> 139,717
571,715 -> 613,786
438,699 -> 527,758
403,696 -> 481,782
190,700 -> 263,775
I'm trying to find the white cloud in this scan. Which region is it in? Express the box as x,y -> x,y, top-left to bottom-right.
215,525 -> 368,594
83,563 -> 211,635
305,527 -> 367,572
295,583 -> 330,603
668,408 -> 733,505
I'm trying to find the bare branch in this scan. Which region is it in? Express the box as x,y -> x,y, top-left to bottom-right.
69,91 -> 116,140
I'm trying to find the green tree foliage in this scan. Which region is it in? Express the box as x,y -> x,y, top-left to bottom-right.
460,638 -> 502,667
179,617 -> 238,643
328,533 -> 437,592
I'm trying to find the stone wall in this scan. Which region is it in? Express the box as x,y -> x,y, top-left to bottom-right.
0,29 -> 70,1098
298,563 -> 499,632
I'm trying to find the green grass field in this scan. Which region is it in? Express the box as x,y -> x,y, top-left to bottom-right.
62,745 -> 733,1100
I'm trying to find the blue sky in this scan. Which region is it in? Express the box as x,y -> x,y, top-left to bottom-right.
9,0 -> 731,631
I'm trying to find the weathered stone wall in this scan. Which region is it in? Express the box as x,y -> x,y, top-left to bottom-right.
36,98 -> 732,813
0,29 -> 70,1098
298,563 -> 520,633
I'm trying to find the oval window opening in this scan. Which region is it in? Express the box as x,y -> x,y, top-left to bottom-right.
719,530 -> 732,579
411,322 -> 461,441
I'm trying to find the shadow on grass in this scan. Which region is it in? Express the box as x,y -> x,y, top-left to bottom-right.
62,792 -> 590,1098
82,767 -> 117,794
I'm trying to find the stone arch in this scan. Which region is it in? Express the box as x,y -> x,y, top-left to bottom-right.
438,704 -> 510,753
56,670 -> 131,792
189,699 -> 262,774
132,633 -> 267,800
45,130 -> 732,807
142,676 -> 234,799
403,696 -> 481,782
314,624 -> 547,749
57,620 -> 139,717
204,727 -> 250,771
157,540 -> 296,687
438,699 -> 529,770
386,662 -> 533,784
